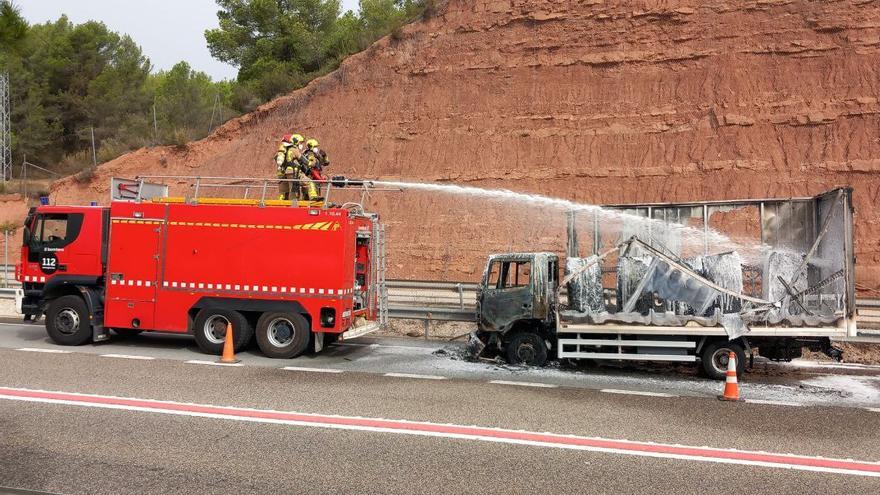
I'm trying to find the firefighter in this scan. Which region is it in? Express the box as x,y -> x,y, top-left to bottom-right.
274,133 -> 304,200
295,138 -> 326,201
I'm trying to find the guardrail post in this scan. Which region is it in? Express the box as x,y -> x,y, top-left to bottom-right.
457,283 -> 464,310
3,230 -> 7,288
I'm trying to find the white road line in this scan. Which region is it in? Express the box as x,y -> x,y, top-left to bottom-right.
600,389 -> 675,398
489,380 -> 558,388
282,366 -> 344,374
384,372 -> 446,380
745,399 -> 804,407
185,360 -> 243,367
2,386 -> 879,478
336,342 -> 431,351
100,354 -> 156,361
15,348 -> 71,354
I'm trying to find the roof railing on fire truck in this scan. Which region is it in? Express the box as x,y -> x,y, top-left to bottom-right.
133,175 -> 400,210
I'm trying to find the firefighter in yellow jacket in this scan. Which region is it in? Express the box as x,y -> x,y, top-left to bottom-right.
296,138 -> 326,201
274,133 -> 304,200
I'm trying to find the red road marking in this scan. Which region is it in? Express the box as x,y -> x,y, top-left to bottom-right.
1,386 -> 878,477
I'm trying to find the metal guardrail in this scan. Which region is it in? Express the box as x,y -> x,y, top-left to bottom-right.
2,271 -> 879,333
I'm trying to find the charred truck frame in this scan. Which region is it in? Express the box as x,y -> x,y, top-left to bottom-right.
474,188 -> 856,379
15,176 -> 387,359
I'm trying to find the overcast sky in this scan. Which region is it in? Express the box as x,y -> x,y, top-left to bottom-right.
19,0 -> 361,81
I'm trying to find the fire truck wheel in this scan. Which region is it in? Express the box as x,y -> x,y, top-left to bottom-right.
193,309 -> 254,355
255,312 -> 310,359
505,331 -> 548,367
45,295 -> 92,346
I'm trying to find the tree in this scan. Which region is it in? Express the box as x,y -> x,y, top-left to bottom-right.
206,0 -> 429,105
6,16 -> 153,167
0,1 -> 27,57
149,61 -> 235,142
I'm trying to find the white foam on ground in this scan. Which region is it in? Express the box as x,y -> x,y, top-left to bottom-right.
801,375 -> 880,403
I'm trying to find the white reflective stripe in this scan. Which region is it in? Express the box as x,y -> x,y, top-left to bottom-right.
262,286 -> 268,292
110,279 -> 117,285
309,289 -> 315,294
24,276 -> 30,282
235,285 -> 241,290
319,289 -> 325,295
189,283 -> 195,289
40,277 -> 46,283
198,283 -> 204,289
136,280 -> 142,287
163,282 -> 169,287
244,285 -> 250,291
127,280 -> 134,286
328,289 -> 334,295
207,284 -> 213,289
271,287 -> 278,292
172,282 -> 178,288
225,284 -> 231,290
299,288 -> 305,293
281,287 -> 287,293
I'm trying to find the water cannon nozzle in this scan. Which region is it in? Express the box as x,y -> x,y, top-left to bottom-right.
330,176 -> 370,188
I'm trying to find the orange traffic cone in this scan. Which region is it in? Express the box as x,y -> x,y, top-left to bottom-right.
218,323 -> 240,364
718,351 -> 742,401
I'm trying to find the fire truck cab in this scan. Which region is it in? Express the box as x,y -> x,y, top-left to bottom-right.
16,177 -> 387,359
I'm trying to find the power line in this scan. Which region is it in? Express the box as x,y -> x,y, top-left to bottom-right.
0,72 -> 11,182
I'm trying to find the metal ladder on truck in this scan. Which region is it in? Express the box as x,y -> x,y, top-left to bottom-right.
374,221 -> 389,327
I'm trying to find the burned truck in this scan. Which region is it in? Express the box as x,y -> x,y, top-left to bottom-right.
473,188 -> 856,379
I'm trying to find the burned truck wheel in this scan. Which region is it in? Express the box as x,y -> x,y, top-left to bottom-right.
193,309 -> 253,355
255,312 -> 310,359
700,340 -> 745,380
505,331 -> 548,367
45,295 -> 92,346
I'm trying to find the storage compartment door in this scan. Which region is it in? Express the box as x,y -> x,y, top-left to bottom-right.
104,217 -> 163,329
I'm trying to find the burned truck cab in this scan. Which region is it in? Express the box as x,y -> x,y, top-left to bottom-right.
475,252 -> 559,366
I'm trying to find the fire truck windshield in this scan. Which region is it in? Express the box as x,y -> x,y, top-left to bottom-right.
27,213 -> 84,261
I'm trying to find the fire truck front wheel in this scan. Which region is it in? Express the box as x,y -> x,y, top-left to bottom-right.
193,309 -> 254,355
255,312 -> 310,359
45,295 -> 92,346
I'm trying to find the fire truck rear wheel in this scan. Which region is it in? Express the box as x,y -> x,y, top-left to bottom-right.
45,295 -> 92,346
255,312 -> 310,359
193,309 -> 253,355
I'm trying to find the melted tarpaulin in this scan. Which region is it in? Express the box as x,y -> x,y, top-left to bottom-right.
566,256 -> 605,313
614,239 -> 762,338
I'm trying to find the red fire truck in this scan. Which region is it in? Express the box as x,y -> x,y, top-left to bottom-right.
14,177 -> 387,359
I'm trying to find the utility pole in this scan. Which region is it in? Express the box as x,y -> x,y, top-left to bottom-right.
153,100 -> 158,144
0,72 -> 11,183
90,126 -> 97,167
207,93 -> 220,134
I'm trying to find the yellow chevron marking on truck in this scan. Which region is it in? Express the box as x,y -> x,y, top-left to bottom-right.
132,219 -> 340,231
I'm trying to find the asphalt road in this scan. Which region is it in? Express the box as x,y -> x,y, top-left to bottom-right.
1,320 -> 879,494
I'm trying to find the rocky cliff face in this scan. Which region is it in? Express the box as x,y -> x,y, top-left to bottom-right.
51,0 -> 880,288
